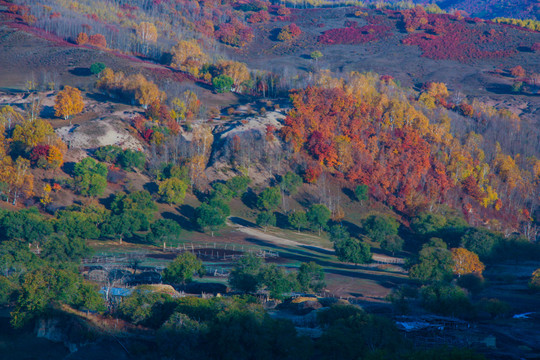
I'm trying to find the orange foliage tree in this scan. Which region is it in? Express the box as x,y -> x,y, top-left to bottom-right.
54,86 -> 84,122
88,34 -> 106,48
451,247 -> 485,277
76,32 -> 89,45
510,65 -> 526,78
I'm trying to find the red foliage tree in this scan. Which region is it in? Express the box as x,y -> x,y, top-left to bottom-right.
88,34 -> 106,47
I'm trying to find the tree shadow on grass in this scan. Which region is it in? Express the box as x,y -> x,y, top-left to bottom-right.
244,236 -> 409,289
341,220 -> 363,238
241,189 -> 258,209
229,216 -> 256,227
274,211 -> 289,229
163,209 -> 196,231
143,181 -> 159,195
342,187 -> 356,201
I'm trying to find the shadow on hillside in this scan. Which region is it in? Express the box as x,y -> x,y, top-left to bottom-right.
40,105 -> 55,119
486,84 -> 512,95
70,67 -> 92,76
62,161 -> 76,176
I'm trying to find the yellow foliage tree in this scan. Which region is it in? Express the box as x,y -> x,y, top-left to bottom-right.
47,145 -> 64,169
171,40 -> 209,77
126,74 -> 165,109
170,97 -> 186,122
216,60 -> 250,90
40,184 -> 52,205
9,157 -> 34,205
189,125 -> 213,189
0,105 -> 25,129
54,86 -> 84,122
12,118 -> 55,148
76,32 -> 89,45
451,247 -> 485,277
136,22 -> 158,43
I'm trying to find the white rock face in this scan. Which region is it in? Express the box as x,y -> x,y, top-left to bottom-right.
56,118 -> 145,151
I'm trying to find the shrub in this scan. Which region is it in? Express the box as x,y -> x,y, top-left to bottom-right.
247,10 -> 270,24
318,25 -> 391,45
402,19 -> 514,61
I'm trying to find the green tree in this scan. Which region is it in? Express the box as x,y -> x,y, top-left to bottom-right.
226,176 -> 251,197
460,228 -> 502,260
0,276 -> 17,305
90,62 -> 106,75
420,283 -> 472,317
329,224 -> 350,242
11,267 -> 103,328
196,203 -> 226,236
212,75 -> 234,93
307,204 -> 331,235
411,212 -> 448,236
148,219 -> 182,246
409,238 -> 454,283
41,234 -> 91,264
354,184 -> 368,202
163,252 -> 204,285
318,310 -> 402,360
159,178 -> 188,205
259,264 -> 297,299
297,261 -> 325,292
310,50 -> 323,61
381,235 -> 404,255
101,212 -> 144,244
0,208 -> 54,243
0,240 -> 44,280
229,254 -> 263,293
157,312 -> 207,358
118,149 -> 146,171
118,290 -> 172,325
362,214 -> 399,243
111,190 -> 157,220
256,211 -> 276,232
94,145 -> 122,163
334,237 -> 372,265
73,157 -> 108,197
55,210 -> 101,240
288,211 -> 308,232
210,182 -> 234,203
280,171 -> 302,195
257,186 -> 281,211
